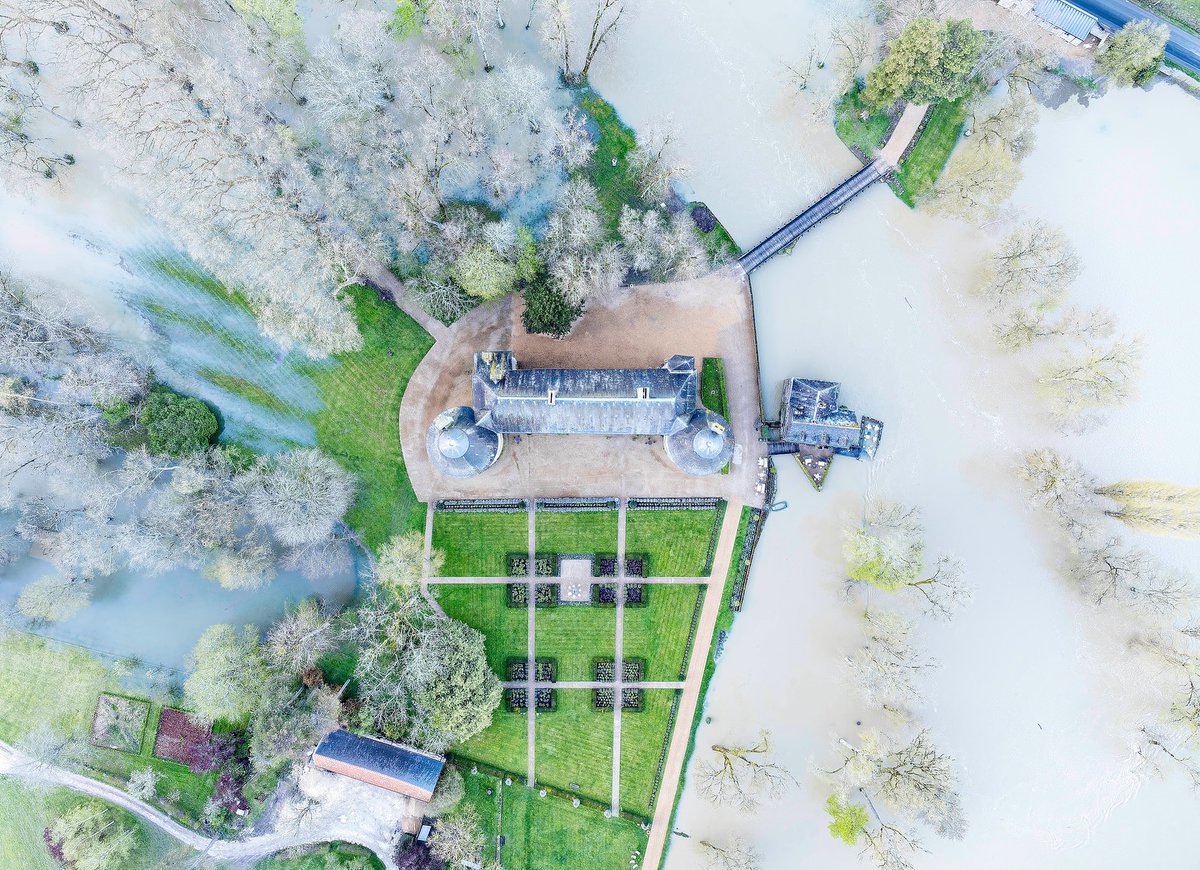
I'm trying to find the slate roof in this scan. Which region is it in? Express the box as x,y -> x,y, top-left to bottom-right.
779,378 -> 883,459
425,406 -> 503,478
472,351 -> 697,436
665,408 -> 735,476
313,730 -> 445,802
1033,0 -> 1097,40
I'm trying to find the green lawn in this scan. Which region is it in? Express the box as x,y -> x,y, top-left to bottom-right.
577,90 -> 645,239
619,690 -> 677,818
303,285 -> 435,551
622,585 -> 704,681
534,691 -> 612,806
459,767 -> 501,852
700,358 -> 729,419
433,511 -> 530,576
501,784 -> 647,870
535,510 -> 618,556
434,584 -> 528,678
0,778 -> 190,870
0,634 -> 216,827
659,508 -> 753,869
254,842 -> 385,870
536,606 -> 615,682
150,256 -> 254,314
833,82 -> 892,158
893,97 -> 968,206
452,709 -> 528,778
625,508 -> 721,577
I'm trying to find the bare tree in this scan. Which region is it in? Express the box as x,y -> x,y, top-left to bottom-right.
992,305 -> 1113,352
696,731 -> 797,811
15,574 -> 92,623
1065,537 -> 1191,613
849,609 -> 937,720
1134,725 -> 1200,788
927,140 -> 1022,223
1037,337 -> 1141,429
539,0 -> 629,84
972,89 -> 1038,160
246,449 -> 356,548
265,598 -> 336,674
826,729 -> 967,841
628,123 -> 688,202
844,502 -> 971,620
697,837 -> 761,870
428,804 -> 487,865
376,531 -> 443,597
1015,448 -> 1103,536
976,220 -> 1080,309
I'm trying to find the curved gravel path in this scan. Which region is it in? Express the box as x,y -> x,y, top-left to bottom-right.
0,740 -> 398,869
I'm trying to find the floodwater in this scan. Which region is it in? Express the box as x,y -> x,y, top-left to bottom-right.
0,553 -> 357,671
589,2 -> 1200,868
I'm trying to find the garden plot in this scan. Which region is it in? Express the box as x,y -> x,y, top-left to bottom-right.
432,511 -> 529,577
535,690 -> 613,807
90,694 -> 150,754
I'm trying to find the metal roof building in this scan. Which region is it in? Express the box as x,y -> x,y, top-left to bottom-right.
1032,0 -> 1098,41
426,352 -> 733,477
313,730 -> 445,802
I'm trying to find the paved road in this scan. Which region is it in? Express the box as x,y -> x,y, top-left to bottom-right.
1072,0 -> 1200,74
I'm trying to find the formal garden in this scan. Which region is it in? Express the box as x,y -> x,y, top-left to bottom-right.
429,497 -> 730,831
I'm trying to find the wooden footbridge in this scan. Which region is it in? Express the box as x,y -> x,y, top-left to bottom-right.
736,158 -> 887,274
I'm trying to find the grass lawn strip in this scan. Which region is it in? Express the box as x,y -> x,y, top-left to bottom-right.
700,358 -> 729,419
433,584 -> 528,678
534,690 -> 612,806
622,584 -> 704,681
453,708 -> 529,778
893,96 -> 968,206
501,784 -> 647,870
536,605 -> 615,682
618,689 -> 677,818
535,509 -> 618,556
432,511 -> 530,576
625,509 -> 719,577
302,285 -> 434,551
198,368 -> 293,415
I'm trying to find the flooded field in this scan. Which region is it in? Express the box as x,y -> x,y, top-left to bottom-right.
590,3 -> 1200,867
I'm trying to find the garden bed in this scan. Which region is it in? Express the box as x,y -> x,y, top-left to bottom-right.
90,693 -> 150,754
506,552 -> 559,578
590,581 -> 647,606
152,709 -> 213,767
507,583 -> 560,608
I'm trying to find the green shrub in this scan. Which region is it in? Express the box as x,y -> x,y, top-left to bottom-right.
138,387 -> 219,455
522,279 -> 581,339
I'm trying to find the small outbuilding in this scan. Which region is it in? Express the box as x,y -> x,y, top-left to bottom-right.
313,730 -> 445,802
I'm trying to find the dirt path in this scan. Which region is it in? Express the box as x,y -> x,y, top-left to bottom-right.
642,501 -> 744,870
878,102 -> 929,167
0,741 -> 398,869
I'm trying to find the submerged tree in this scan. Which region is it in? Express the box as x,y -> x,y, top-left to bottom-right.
926,139 -> 1021,223
696,730 -> 797,811
1015,448 -> 1103,536
848,609 -> 937,720
16,574 -> 91,623
1036,337 -> 1141,429
1097,480 -> 1200,540
540,0 -> 630,85
1064,537 -> 1190,613
976,220 -> 1079,310
844,502 -> 971,620
697,837 -> 761,870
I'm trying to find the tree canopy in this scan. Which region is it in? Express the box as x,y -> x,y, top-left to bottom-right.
863,18 -> 984,109
138,387 -> 219,456
1097,21 -> 1169,87
185,623 -> 269,723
